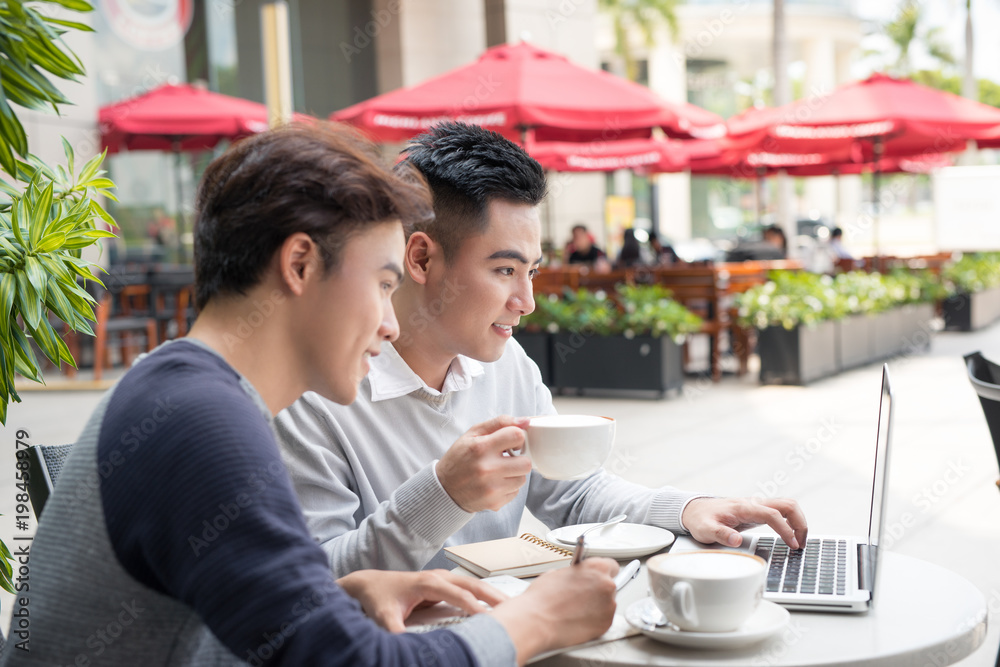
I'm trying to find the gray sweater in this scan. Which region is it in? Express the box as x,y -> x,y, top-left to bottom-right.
276,338 -> 703,576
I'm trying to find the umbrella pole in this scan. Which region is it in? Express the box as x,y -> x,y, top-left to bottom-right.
871,137 -> 884,261
173,143 -> 187,263
755,167 -> 765,224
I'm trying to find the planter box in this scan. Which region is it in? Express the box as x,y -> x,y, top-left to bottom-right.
943,287 -> 1000,331
899,303 -> 934,353
513,331 -> 552,387
551,333 -> 683,396
757,321 -> 837,385
871,309 -> 904,360
836,315 -> 874,371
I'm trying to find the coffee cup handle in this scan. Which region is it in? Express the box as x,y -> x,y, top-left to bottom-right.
671,581 -> 697,628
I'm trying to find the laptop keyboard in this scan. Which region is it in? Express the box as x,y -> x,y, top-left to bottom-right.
754,537 -> 848,596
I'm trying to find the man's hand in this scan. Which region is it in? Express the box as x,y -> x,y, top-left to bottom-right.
490,558 -> 619,665
336,569 -> 509,633
436,416 -> 533,512
681,497 -> 808,550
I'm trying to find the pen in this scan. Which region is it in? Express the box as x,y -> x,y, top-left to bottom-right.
571,534 -> 586,565
613,559 -> 641,591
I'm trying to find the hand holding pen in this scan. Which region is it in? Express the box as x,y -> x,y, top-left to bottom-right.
573,535 -> 641,592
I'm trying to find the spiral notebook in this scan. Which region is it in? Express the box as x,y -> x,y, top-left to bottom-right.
443,533 -> 574,578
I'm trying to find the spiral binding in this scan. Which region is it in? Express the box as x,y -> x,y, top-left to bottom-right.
519,533 -> 575,557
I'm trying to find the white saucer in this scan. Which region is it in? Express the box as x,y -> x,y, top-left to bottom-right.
624,598 -> 790,650
546,523 -> 675,559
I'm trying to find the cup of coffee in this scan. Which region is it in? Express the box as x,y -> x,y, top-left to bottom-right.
523,415 -> 615,480
647,550 -> 766,632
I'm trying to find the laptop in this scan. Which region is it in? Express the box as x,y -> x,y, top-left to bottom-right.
671,363 -> 894,613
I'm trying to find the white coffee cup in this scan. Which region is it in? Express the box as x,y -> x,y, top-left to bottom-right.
522,415 -> 615,480
647,550 -> 766,632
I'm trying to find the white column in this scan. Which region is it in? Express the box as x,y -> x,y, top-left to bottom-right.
396,0 -> 486,86
657,173 -> 692,241
648,27 -> 692,241
803,36 -> 837,226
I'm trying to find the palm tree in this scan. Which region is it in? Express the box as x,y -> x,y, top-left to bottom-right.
599,0 -> 680,82
883,0 -> 955,76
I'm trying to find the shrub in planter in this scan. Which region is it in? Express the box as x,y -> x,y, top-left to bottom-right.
737,272 -> 840,384
522,285 -> 701,394
941,253 -> 1000,331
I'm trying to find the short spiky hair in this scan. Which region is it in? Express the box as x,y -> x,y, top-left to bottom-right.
399,122 -> 546,260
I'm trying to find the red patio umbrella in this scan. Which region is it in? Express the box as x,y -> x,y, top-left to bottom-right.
724,74 -> 1000,161
331,41 -> 724,144
525,137 -> 716,173
977,125 -> 1000,150
100,83 -> 315,153
100,84 -> 313,259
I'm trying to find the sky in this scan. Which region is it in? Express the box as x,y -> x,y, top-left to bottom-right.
853,0 -> 1000,83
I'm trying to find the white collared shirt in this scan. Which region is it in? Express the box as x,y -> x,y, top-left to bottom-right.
275,338 -> 705,575
367,341 -> 485,402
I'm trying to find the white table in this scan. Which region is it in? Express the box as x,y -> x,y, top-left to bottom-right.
536,552 -> 989,667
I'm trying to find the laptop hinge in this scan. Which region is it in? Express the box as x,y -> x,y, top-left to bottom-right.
858,543 -> 875,594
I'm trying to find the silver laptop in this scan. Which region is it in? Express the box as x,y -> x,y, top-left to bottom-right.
671,363 -> 894,613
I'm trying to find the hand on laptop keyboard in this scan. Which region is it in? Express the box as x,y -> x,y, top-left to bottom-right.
681,497 -> 809,550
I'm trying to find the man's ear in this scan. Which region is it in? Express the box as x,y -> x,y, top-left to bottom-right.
404,231 -> 439,286
278,232 -> 321,296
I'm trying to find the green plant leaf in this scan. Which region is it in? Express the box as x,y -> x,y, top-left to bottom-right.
44,17 -> 94,32
0,132 -> 15,176
83,177 -> 114,189
0,329 -> 12,405
0,179 -> 19,198
48,0 -> 95,12
0,234 -> 22,259
76,151 -> 103,185
0,272 -> 15,317
34,230 -> 65,253
23,254 -> 46,300
14,270 -> 40,329
28,180 -> 53,248
26,314 -> 72,368
61,136 -> 74,176
10,323 -> 41,383
89,199 -> 115,226
9,199 -> 25,247
0,97 -> 28,157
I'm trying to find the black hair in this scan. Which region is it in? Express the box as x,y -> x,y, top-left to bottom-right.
399,122 -> 546,260
617,228 -> 642,267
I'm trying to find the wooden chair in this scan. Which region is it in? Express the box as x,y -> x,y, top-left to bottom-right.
92,285 -> 158,381
650,265 -> 727,381
148,267 -> 196,340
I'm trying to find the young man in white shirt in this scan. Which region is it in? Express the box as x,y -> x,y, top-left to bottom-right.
275,122 -> 808,576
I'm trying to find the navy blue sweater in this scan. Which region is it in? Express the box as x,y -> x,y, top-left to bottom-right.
0,340 -> 512,666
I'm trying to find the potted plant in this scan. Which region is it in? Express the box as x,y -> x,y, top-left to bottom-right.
513,296 -> 558,386
940,253 -> 1000,331
0,2 -> 118,597
527,285 -> 701,396
832,271 -> 897,366
737,271 -> 839,385
884,269 -> 938,354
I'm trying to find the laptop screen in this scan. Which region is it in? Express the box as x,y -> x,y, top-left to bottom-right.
865,364 -> 893,604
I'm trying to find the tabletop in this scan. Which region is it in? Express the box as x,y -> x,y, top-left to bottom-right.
536,551 -> 988,667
